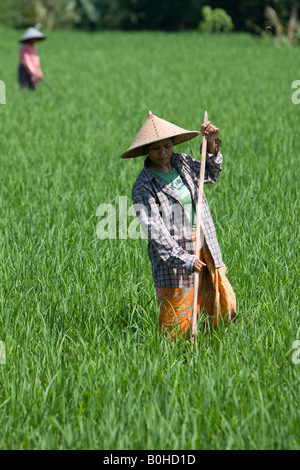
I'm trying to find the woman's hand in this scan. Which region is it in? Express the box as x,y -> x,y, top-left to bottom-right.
200,121 -> 221,155
193,258 -> 206,273
200,121 -> 219,142
34,69 -> 43,81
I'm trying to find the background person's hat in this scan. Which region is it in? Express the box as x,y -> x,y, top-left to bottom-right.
19,27 -> 46,43
121,111 -> 200,159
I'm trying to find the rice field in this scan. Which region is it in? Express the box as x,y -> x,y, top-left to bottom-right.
0,27 -> 300,450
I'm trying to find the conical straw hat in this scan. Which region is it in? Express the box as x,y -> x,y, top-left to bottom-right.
19,27 -> 46,43
121,111 -> 200,159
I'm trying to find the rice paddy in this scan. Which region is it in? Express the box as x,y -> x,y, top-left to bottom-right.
0,28 -> 299,450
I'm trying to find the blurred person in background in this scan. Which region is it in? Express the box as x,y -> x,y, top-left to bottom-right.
18,27 -> 46,90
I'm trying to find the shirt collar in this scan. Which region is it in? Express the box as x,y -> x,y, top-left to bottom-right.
140,153 -> 183,183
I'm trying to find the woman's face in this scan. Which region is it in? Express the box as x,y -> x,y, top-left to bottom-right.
147,138 -> 174,170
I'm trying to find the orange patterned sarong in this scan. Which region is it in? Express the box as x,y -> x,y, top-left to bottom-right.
156,231 -> 236,340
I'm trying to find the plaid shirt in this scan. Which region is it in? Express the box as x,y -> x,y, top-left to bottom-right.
131,150 -> 224,288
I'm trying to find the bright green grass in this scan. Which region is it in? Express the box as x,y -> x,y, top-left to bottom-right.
0,28 -> 300,450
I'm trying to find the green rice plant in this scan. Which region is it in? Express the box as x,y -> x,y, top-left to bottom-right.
0,28 -> 299,450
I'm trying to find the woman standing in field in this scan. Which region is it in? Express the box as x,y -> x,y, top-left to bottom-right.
121,111 -> 236,340
18,27 -> 46,90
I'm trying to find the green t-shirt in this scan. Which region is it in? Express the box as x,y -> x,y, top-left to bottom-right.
148,166 -> 196,227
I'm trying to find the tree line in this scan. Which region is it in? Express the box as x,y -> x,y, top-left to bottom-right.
0,0 -> 298,40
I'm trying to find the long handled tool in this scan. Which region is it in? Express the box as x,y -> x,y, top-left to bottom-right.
40,79 -> 51,90
191,110 -> 208,350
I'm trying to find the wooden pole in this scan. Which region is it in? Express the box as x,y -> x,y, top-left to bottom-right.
191,110 -> 208,350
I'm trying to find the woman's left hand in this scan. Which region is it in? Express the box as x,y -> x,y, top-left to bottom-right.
200,121 -> 219,142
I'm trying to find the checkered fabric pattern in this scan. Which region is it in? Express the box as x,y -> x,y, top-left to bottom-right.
131,150 -> 224,288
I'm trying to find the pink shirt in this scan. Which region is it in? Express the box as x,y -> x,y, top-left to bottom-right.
19,43 -> 41,75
